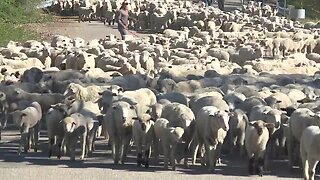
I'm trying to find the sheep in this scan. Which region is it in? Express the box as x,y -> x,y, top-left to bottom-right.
300,126 -> 320,180
132,114 -> 154,168
103,101 -> 138,164
156,92 -> 189,106
11,88 -> 64,113
245,120 -> 274,177
161,102 -> 195,166
78,6 -> 94,23
190,95 -> 229,117
192,106 -> 230,171
99,88 -> 156,115
287,108 -> 320,169
45,103 -> 68,158
64,83 -> 116,103
227,108 -> 248,155
154,118 -> 185,170
11,102 -> 42,155
60,112 -> 99,160
0,91 -> 8,141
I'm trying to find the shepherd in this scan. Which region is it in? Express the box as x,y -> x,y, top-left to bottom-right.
116,2 -> 136,40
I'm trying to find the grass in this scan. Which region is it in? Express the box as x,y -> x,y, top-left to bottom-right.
0,0 -> 53,47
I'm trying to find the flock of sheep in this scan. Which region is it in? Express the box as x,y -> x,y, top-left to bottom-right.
1,0 -> 320,179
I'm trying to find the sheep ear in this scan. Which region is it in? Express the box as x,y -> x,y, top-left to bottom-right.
248,122 -> 255,126
276,100 -> 282,103
112,93 -> 117,96
132,117 -> 139,120
118,87 -> 124,92
72,122 -> 77,126
228,112 -> 234,117
98,92 -> 103,96
21,113 -> 27,117
59,120 -> 63,124
129,105 -> 135,110
264,123 -> 275,129
262,109 -> 269,114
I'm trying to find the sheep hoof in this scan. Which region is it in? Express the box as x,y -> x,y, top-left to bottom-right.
172,166 -> 176,171
34,148 -> 38,152
144,161 -> 149,168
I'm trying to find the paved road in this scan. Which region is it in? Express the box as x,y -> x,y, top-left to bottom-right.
33,0 -> 245,42
0,128 -> 311,180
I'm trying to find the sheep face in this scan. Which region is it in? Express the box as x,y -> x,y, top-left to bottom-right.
210,110 -> 230,131
62,117 -> 77,133
249,120 -> 274,136
169,127 -> 184,143
148,103 -> 163,120
113,102 -> 137,127
133,114 -> 154,133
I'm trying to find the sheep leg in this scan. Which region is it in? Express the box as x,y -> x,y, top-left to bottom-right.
121,135 -> 131,164
238,132 -> 246,156
308,159 -> 318,180
144,148 -> 151,168
86,127 -> 97,157
170,143 -> 177,171
19,132 -> 27,155
69,139 -> 76,161
34,122 -> 41,152
257,157 -> 264,177
248,156 -> 254,175
300,143 -> 309,180
163,141 -> 169,169
48,137 -> 55,158
192,143 -> 199,165
153,139 -> 160,164
287,130 -> 294,169
80,133 -> 87,160
136,141 -> 143,167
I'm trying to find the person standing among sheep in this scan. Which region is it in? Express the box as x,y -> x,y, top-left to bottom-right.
218,0 -> 225,11
116,2 -> 136,40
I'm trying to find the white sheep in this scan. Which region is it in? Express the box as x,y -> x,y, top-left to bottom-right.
192,106 -> 230,171
132,114 -> 155,168
154,118 -> 184,170
300,126 -> 320,180
245,120 -> 274,177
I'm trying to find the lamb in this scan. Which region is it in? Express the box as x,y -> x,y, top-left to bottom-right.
103,101 -> 138,164
300,126 -> 320,180
11,102 -> 42,155
60,113 -> 99,160
192,106 -> 230,171
245,120 -> 274,177
132,114 -> 154,168
154,118 -> 185,170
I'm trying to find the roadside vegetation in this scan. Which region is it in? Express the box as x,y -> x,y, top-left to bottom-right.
286,0 -> 320,20
0,0 -> 52,46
